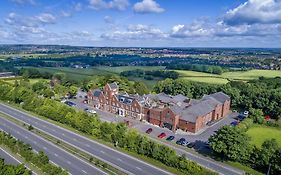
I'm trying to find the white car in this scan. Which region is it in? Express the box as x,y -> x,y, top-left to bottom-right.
243,111 -> 249,116
88,110 -> 97,114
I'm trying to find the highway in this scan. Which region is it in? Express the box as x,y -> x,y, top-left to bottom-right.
0,147 -> 22,165
0,116 -> 107,175
0,103 -> 173,175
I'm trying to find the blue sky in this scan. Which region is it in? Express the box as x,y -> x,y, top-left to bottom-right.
0,0 -> 281,47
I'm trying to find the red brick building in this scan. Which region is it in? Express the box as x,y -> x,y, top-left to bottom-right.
88,82 -> 231,133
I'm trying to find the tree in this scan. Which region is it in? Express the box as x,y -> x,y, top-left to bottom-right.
209,126 -> 251,161
68,86 -> 78,97
249,108 -> 264,124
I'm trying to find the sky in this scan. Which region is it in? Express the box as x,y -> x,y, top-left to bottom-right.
0,0 -> 281,47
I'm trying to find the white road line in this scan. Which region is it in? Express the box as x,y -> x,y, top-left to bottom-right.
82,170 -> 87,174
100,151 -> 105,154
136,167 -> 142,170
117,158 -> 122,162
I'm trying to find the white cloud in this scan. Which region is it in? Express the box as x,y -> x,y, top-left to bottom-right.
109,0 -> 129,11
171,21 -> 214,38
89,0 -> 129,11
224,0 -> 281,25
74,2 -> 82,11
101,24 -> 167,40
133,0 -> 164,14
35,13 -> 56,24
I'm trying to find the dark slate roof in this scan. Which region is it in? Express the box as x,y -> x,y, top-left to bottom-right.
156,93 -> 173,103
204,92 -> 230,104
118,95 -> 135,104
108,82 -> 118,90
180,99 -> 216,122
92,89 -> 102,97
172,94 -> 188,102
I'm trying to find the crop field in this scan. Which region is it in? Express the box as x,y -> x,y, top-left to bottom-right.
176,69 -> 281,84
246,125 -> 281,147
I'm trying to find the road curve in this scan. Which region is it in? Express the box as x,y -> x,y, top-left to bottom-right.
0,103 -> 173,175
0,116 -> 107,175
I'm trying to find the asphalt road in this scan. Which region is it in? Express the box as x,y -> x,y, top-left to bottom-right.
0,147 -> 21,165
0,103 -> 173,175
0,116 -> 107,175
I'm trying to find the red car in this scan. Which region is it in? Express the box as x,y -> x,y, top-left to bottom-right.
146,128 -> 153,134
158,132 -> 166,139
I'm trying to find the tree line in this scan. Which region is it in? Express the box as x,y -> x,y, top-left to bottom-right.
166,63 -> 227,75
0,80 -> 216,175
120,69 -> 179,80
0,131 -> 68,175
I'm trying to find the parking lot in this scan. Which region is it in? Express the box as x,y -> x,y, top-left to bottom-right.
68,93 -> 238,152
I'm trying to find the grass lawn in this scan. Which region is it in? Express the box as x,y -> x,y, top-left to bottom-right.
246,125 -> 281,147
176,69 -> 281,84
95,66 -> 165,74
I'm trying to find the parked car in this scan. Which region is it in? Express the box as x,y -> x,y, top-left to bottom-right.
176,138 -> 188,146
166,136 -> 175,141
64,101 -> 76,107
230,120 -> 239,126
237,114 -> 246,121
157,132 -> 166,139
88,110 -> 97,114
84,108 -> 89,112
187,142 -> 195,148
145,128 -> 153,134
243,111 -> 249,116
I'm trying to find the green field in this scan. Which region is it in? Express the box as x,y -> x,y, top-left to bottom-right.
4,78 -> 46,85
23,66 -> 164,89
246,125 -> 281,147
177,69 -> 281,84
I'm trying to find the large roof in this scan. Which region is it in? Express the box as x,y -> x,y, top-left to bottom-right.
108,82 -> 118,90
203,92 -> 230,104
92,89 -> 102,97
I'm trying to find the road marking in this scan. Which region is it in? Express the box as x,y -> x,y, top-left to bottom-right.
117,158 -> 122,162
85,144 -> 90,147
100,151 -> 105,154
82,170 -> 87,174
54,153 -> 58,157
136,167 -> 142,170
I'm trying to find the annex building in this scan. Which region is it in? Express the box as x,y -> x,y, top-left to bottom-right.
87,82 -> 231,133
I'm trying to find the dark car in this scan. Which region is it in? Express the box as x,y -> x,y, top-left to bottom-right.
231,120 -> 239,126
64,101 -> 76,107
176,138 -> 188,146
158,132 -> 166,139
166,136 -> 175,141
187,142 -> 195,148
145,128 -> 153,134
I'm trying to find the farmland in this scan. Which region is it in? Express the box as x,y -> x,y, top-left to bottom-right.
176,69 -> 281,84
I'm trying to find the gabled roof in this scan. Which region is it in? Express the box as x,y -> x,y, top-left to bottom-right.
92,89 -> 102,97
117,94 -> 135,105
180,100 -> 216,122
203,92 -> 230,104
172,94 -> 188,103
108,82 -> 118,90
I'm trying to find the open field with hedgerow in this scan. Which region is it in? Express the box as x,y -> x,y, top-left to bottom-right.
177,69 -> 281,84
19,66 -> 281,87
246,125 -> 281,148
